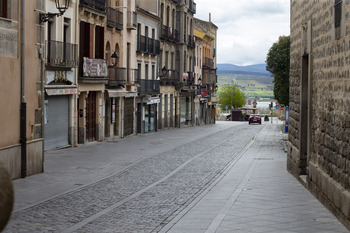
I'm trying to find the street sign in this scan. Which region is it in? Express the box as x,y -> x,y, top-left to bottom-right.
285,107 -> 289,133
225,105 -> 229,110
275,105 -> 280,110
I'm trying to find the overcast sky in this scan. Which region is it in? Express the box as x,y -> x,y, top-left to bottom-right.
195,0 -> 290,66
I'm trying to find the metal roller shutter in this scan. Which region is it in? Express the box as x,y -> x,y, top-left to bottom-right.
44,95 -> 69,150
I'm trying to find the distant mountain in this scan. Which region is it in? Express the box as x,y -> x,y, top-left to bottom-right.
217,63 -> 271,77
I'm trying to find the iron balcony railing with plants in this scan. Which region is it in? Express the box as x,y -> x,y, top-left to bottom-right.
108,66 -> 126,86
46,40 -> 78,68
138,79 -> 160,94
107,7 -> 123,30
80,0 -> 106,12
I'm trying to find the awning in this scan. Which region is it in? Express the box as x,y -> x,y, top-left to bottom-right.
106,89 -> 127,98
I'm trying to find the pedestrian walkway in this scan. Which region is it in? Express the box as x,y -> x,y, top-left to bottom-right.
161,124 -> 349,233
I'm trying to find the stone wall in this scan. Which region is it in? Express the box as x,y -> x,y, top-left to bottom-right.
289,0 -> 350,230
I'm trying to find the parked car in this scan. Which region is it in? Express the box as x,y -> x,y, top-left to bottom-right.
249,114 -> 261,124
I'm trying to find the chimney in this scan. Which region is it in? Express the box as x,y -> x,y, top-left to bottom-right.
209,13 -> 211,23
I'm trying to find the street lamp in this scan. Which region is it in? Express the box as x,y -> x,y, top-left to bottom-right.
159,66 -> 167,78
40,0 -> 70,22
111,51 -> 119,67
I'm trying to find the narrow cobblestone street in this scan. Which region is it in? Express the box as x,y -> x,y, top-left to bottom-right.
4,121 -> 348,232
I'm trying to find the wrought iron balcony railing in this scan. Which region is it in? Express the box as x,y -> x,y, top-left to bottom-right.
46,40 -> 78,68
137,35 -> 160,55
187,35 -> 195,48
80,0 -> 106,13
203,57 -> 213,68
108,66 -> 126,86
107,7 -> 123,30
160,25 -> 179,43
138,79 -> 160,94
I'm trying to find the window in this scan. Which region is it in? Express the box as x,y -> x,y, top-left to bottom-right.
335,0 -> 342,39
0,0 -> 7,18
145,64 -> 149,80
335,0 -> 342,28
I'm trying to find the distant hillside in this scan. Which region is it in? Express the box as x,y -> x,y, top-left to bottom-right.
217,63 -> 271,77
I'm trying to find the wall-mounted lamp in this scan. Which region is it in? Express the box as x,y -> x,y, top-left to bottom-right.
111,51 -> 119,67
198,76 -> 202,84
40,0 -> 70,23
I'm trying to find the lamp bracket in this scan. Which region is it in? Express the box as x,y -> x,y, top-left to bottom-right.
40,12 -> 62,23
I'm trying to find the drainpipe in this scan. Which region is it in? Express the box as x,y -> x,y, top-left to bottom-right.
20,0 -> 27,178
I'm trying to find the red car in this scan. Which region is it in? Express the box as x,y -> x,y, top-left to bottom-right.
249,114 -> 261,124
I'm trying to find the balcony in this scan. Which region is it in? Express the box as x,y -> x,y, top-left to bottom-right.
160,26 -> 180,43
187,35 -> 195,48
137,35 -> 160,55
80,0 -> 106,13
160,69 -> 182,87
203,57 -> 213,68
46,40 -> 78,68
160,25 -> 169,40
127,11 -> 137,30
108,66 -> 126,86
107,7 -> 123,30
138,79 -> 160,94
189,0 -> 196,14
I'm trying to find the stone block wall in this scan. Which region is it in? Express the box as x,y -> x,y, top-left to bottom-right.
289,0 -> 350,229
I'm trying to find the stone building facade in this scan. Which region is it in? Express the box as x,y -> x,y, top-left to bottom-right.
193,15 -> 217,125
0,0 -> 44,179
288,0 -> 350,229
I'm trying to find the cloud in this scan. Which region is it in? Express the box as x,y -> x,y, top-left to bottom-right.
195,0 -> 290,65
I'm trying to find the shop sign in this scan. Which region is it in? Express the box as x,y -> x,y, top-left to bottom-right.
201,90 -> 208,97
46,70 -> 74,84
83,57 -> 108,77
46,88 -> 77,96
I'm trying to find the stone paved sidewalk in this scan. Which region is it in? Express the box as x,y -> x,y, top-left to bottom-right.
161,124 -> 349,233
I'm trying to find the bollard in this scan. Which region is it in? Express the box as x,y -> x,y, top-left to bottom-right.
0,162 -> 14,232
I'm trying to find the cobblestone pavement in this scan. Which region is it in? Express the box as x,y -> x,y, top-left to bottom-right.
4,123 -> 264,233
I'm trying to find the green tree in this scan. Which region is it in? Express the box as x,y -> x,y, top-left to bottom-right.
218,83 -> 246,111
266,35 -> 290,106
